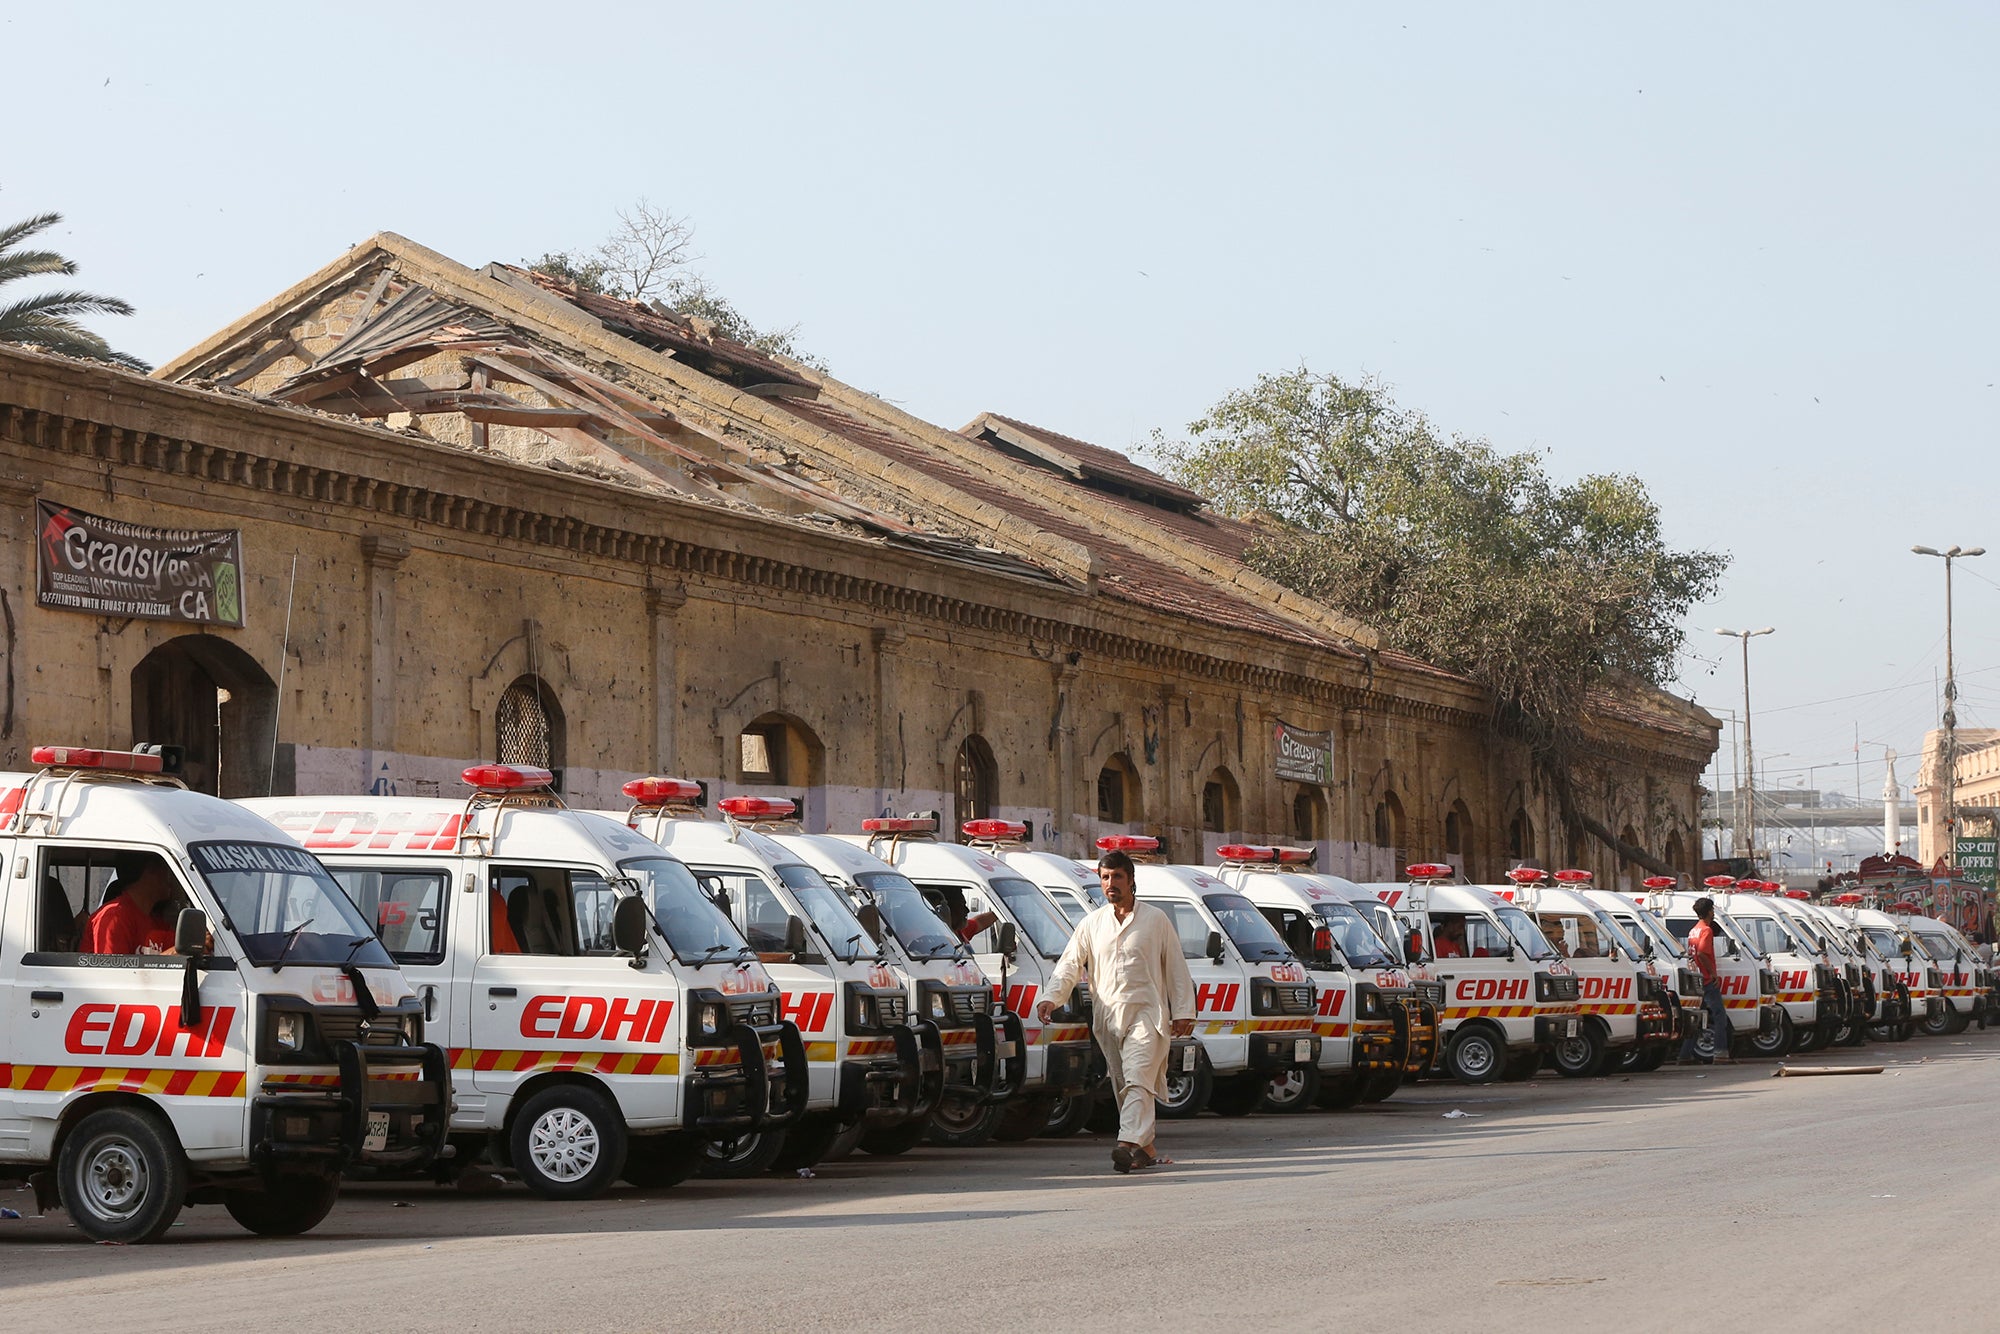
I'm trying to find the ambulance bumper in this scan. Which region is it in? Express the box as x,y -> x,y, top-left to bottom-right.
1037,1039 -> 1095,1097
1351,1019 -> 1400,1072
1401,997 -> 1439,1074
1246,1031 -> 1320,1072
1534,1014 -> 1582,1046
838,1022 -> 932,1127
252,1040 -> 450,1174
1636,1001 -> 1677,1046
684,1021 -> 809,1135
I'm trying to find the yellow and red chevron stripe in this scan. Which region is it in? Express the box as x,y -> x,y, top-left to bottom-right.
1582,1003 -> 1639,1016
1725,999 -> 1759,1011
1314,1021 -> 1352,1038
262,1070 -> 422,1090
1446,1004 -> 1535,1019
1037,1024 -> 1091,1044
449,1048 -> 680,1076
844,1038 -> 896,1058
940,1028 -> 979,1048
1778,990 -> 1814,1006
7,1064 -> 245,1097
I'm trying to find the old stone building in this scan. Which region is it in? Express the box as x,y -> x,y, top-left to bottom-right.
0,232 -> 1717,886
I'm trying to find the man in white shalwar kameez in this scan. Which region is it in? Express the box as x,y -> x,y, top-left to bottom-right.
1037,849 -> 1196,1172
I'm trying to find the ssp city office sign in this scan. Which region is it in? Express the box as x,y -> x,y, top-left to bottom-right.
36,499 -> 244,627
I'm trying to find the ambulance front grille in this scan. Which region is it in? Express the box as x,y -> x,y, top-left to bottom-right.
946,989 -> 992,1024
1545,975 -> 1580,1002
1414,982 -> 1445,1009
731,998 -> 777,1028
1274,984 -> 1314,1014
318,1013 -> 402,1047
1678,968 -> 1701,997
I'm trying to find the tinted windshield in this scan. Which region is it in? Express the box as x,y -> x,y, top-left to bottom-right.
622,856 -> 752,963
1917,932 -> 1959,961
1368,904 -> 1410,963
1593,910 -> 1647,961
1864,927 -> 1909,959
1319,902 -> 1391,967
1205,892 -> 1290,961
192,841 -> 393,969
854,870 -> 963,960
1739,914 -> 1803,957
1495,906 -> 1560,960
1621,911 -> 1685,962
773,863 -> 880,962
1052,891 -> 1091,926
988,877 -> 1072,959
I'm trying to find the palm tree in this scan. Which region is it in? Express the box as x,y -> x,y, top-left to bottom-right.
0,212 -> 149,371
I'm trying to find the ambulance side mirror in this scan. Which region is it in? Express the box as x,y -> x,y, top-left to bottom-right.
175,908 -> 208,1029
997,921 -> 1018,960
784,915 -> 809,958
1285,919 -> 1314,958
613,895 -> 650,969
856,903 -> 884,944
1206,930 -> 1225,963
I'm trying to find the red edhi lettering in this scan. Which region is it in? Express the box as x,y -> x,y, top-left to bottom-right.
65,1003 -> 234,1059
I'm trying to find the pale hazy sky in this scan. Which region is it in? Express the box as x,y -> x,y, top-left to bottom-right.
10,3 -> 1997,827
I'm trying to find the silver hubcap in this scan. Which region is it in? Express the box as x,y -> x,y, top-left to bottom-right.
80,1135 -> 148,1220
528,1107 -> 600,1182
1456,1037 -> 1495,1078
704,1134 -> 764,1166
1556,1037 -> 1589,1068
1268,1070 -> 1309,1104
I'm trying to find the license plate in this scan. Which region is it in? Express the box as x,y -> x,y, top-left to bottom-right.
1294,1038 -> 1313,1063
363,1111 -> 389,1153
1181,1046 -> 1198,1072
996,1041 -> 1017,1059
1565,1019 -> 1579,1038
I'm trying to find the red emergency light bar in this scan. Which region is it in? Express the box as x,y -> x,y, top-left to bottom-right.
1703,875 -> 1737,889
1506,867 -> 1547,885
1553,869 -> 1593,883
1641,876 -> 1677,890
32,745 -> 165,774
962,819 -> 1029,841
718,796 -> 796,821
1887,901 -> 1917,914
1785,889 -> 1811,900
622,776 -> 703,804
1216,843 -> 1313,864
1405,863 -> 1455,880
1098,834 -> 1162,854
862,816 -> 938,834
1830,893 -> 1863,906
462,763 -> 553,791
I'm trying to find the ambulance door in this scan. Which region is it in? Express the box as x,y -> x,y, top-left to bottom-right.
1142,896 -> 1245,1067
471,864 -> 677,1122
13,843 -> 247,1152
691,865 -> 835,1106
1431,911 -> 1516,1031
325,862 -> 461,1095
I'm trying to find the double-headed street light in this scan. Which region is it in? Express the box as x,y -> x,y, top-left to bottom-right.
1912,544 -> 1984,862
1715,626 -> 1775,865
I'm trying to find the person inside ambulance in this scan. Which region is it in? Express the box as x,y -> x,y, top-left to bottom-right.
1433,917 -> 1469,959
82,853 -> 183,955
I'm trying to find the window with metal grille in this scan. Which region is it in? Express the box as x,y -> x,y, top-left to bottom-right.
1201,769 -> 1237,834
954,735 -> 998,831
1096,753 -> 1138,823
496,676 -> 563,770
1293,788 -> 1324,842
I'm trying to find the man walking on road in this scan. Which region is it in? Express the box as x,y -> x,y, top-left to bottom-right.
1037,849 -> 1196,1173
1679,895 -> 1732,1065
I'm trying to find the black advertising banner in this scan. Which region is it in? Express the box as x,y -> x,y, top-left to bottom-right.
36,500 -> 245,626
1273,721 -> 1333,785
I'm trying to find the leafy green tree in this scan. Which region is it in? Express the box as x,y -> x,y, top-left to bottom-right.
528,198 -> 821,367
0,212 -> 149,371
1152,367 -> 1726,872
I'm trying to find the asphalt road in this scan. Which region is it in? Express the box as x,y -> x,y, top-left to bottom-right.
4,1034 -> 1994,1332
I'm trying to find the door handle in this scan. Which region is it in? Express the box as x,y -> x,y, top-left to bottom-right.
30,990 -> 62,1004
487,986 -> 517,997
423,985 -> 437,1021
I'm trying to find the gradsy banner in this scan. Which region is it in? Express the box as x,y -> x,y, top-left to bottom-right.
1273,721 -> 1332,785
36,499 -> 244,626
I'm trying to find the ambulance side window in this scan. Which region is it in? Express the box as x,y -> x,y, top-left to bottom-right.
911,882 -> 971,941
488,867 -> 616,957
1536,913 -> 1601,958
1142,899 -> 1213,959
30,849 -> 119,954
696,870 -> 790,954
1463,916 -> 1510,958
328,868 -> 448,965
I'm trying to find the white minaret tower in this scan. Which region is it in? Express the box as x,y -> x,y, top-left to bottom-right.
1882,749 -> 1901,856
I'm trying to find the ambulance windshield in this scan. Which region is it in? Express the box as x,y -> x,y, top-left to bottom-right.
621,856 -> 752,962
1623,912 -> 1685,962
1204,892 -> 1290,961
1917,931 -> 1959,961
1316,901 -> 1391,968
190,841 -> 393,969
1493,906 -> 1560,961
853,871 -> 963,961
986,878 -> 1072,959
773,864 -> 881,962
1593,910 -> 1647,962
1863,927 -> 1907,959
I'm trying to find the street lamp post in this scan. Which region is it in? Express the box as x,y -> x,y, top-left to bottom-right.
1715,626 -> 1775,869
1913,544 -> 1984,866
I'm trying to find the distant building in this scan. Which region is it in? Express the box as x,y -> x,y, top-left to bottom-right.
1914,728 -> 2000,863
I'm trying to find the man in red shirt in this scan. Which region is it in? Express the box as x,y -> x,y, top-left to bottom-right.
1678,896 -> 1732,1064
83,854 -> 178,954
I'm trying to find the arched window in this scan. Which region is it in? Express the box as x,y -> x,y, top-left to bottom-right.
1201,767 -> 1240,835
1374,791 -> 1405,854
1507,809 -> 1535,861
1291,786 -> 1326,843
1444,800 -> 1475,879
1618,825 -> 1643,868
1096,752 -> 1140,823
497,675 -> 564,772
131,635 -> 278,797
1665,830 -> 1687,873
738,713 -> 824,788
954,735 -> 998,831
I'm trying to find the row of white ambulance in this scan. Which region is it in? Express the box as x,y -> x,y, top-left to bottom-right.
3,746 -> 1991,1244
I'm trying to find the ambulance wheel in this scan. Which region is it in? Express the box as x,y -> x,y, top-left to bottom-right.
222,1173 -> 341,1237
1551,1025 -> 1607,1078
509,1084 -> 626,1200
1359,1071 -> 1403,1102
1443,1027 -> 1504,1084
1499,1052 -> 1540,1082
58,1106 -> 188,1244
1944,1009 -> 1971,1036
1793,1022 -> 1828,1053
1258,1065 -> 1322,1114
1829,1016 -> 1858,1047
859,1118 -> 930,1156
1157,1047 -> 1214,1119
1895,1020 -> 1917,1041
825,1118 -> 867,1161
926,1097 -> 1006,1148
1315,1074 -> 1367,1110
621,1134 -> 703,1188
770,1115 -> 847,1171
698,1130 -> 787,1178
1207,1072 -> 1267,1117
1636,1046 -> 1669,1073
994,1095 -> 1058,1142
1609,1044 -> 1644,1074
1746,1009 -> 1793,1058
1040,1091 -> 1096,1139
